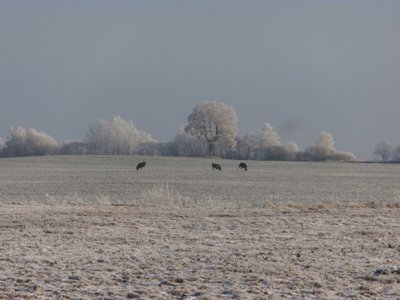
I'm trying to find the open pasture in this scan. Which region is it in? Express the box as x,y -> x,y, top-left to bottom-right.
1,155 -> 400,205
1,156 -> 400,299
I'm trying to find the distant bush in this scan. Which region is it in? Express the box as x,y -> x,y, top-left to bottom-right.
260,145 -> 299,161
3,127 -> 58,157
59,140 -> 90,155
137,142 -> 162,156
164,128 -> 208,157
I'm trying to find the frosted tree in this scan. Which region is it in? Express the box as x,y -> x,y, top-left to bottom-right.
392,145 -> 400,162
86,116 -> 157,155
305,131 -> 356,161
317,131 -> 335,148
185,101 -> 238,157
4,127 -> 58,156
305,131 -> 334,160
259,123 -> 281,148
284,142 -> 301,160
236,123 -> 300,161
374,139 -> 393,161
284,142 -> 300,153
235,133 -> 258,159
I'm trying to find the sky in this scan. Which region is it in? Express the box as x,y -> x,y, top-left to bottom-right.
1,1 -> 399,159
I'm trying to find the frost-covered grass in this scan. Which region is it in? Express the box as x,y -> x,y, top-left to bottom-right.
1,198 -> 400,299
2,155 -> 400,205
1,156 -> 400,298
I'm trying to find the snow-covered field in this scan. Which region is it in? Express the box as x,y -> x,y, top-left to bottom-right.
1,156 -> 400,299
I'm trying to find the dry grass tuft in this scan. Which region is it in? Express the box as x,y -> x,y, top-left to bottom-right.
139,184 -> 191,207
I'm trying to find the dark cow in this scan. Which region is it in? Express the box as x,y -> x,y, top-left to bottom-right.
212,163 -> 222,171
238,162 -> 248,171
136,161 -> 146,170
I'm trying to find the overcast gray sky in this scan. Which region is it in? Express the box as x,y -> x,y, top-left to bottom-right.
1,1 -> 399,159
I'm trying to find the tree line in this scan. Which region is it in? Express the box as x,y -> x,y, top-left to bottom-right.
0,101 -> 390,162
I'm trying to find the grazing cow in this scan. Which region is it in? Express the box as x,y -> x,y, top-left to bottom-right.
238,162 -> 248,171
136,161 -> 146,170
212,163 -> 222,171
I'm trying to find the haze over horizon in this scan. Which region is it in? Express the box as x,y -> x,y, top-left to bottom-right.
1,1 -> 399,159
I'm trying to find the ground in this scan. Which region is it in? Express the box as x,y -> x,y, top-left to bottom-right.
1,199 -> 400,299
1,156 -> 400,299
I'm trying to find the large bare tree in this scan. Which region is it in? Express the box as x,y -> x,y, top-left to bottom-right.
185,101 -> 238,157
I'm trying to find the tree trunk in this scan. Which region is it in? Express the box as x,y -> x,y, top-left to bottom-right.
208,142 -> 214,157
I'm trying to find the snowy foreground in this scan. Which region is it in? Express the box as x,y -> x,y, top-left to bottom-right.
1,156 -> 400,299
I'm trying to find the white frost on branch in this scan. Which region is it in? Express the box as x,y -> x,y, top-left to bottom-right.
259,123 -> 281,148
4,127 -> 58,156
374,139 -> 393,162
86,116 -> 157,155
305,131 -> 356,161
